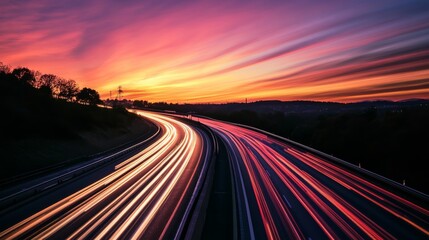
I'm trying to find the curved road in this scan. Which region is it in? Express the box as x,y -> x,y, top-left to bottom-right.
0,110 -> 213,239
201,118 -> 429,239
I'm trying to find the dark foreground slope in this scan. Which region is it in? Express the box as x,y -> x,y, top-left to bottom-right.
0,68 -> 153,181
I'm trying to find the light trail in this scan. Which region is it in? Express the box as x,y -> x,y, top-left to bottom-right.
201,118 -> 429,239
0,111 -> 208,239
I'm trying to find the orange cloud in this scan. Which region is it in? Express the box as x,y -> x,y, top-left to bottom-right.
1,1 -> 429,103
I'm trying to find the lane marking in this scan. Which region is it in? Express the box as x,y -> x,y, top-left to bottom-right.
282,194 -> 292,208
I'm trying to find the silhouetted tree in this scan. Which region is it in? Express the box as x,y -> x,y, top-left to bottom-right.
38,85 -> 53,98
12,67 -> 35,85
57,78 -> 79,101
76,87 -> 101,105
0,62 -> 11,74
37,74 -> 58,96
133,100 -> 148,108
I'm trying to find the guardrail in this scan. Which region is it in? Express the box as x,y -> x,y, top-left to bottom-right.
0,125 -> 159,188
127,110 -> 222,239
194,114 -> 429,202
0,127 -> 161,210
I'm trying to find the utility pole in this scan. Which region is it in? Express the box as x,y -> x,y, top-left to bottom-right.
117,86 -> 123,101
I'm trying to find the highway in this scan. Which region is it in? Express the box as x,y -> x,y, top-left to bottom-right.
0,110 -> 213,239
200,118 -> 429,239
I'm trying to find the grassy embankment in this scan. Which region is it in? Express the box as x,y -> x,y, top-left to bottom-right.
1,104 -> 153,180
0,67 -> 153,181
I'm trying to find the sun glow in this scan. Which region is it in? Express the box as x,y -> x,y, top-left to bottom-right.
1,1 -> 428,103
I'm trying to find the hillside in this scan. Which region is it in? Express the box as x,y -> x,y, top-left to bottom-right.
0,64 -> 154,180
203,105 -> 429,194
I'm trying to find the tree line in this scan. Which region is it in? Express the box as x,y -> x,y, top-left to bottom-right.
0,62 -> 101,105
0,62 -> 156,181
203,107 -> 429,193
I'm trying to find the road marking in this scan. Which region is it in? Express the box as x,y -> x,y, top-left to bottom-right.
42,183 -> 58,191
282,194 -> 292,208
222,136 -> 256,240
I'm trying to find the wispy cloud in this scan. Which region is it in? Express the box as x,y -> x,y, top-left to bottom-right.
1,0 -> 428,102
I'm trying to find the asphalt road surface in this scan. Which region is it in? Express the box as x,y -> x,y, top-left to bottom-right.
0,111 -> 213,239
2,111 -> 428,239
201,118 -> 429,239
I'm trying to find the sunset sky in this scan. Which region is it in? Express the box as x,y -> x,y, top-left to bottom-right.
1,0 -> 429,103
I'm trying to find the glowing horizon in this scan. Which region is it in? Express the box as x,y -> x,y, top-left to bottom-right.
1,0 -> 429,103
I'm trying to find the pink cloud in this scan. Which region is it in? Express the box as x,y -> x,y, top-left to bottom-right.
1,0 -> 428,102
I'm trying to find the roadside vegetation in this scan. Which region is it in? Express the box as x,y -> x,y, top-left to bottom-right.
0,62 -> 153,181
127,97 -> 429,194
204,107 -> 429,194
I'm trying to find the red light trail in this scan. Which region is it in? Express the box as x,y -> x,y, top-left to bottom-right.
201,118 -> 429,239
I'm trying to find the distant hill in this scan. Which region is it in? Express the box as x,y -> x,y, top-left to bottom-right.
126,97 -> 429,193
194,99 -> 429,194
128,99 -> 429,115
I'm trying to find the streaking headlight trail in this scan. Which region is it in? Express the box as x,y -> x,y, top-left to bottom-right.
0,111 -> 210,239
201,118 -> 429,239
